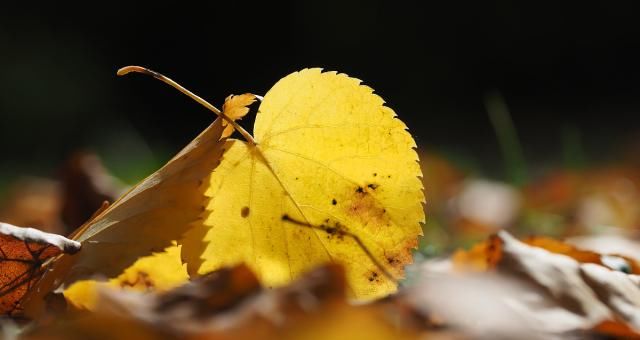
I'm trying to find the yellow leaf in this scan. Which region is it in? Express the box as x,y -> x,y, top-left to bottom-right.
25,117 -> 227,316
221,93 -> 257,138
183,68 -> 424,299
64,244 -> 188,310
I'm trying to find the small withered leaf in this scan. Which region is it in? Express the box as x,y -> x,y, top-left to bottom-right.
0,222 -> 79,316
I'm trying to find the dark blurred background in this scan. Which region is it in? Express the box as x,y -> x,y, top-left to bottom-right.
2,2 -> 640,188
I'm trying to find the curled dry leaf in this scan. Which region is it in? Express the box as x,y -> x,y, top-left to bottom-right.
568,232 -> 640,263
182,68 -> 425,299
0,222 -> 80,316
580,263 -> 640,330
24,117 -> 227,317
26,264 -> 445,340
453,233 -> 640,274
524,235 -> 640,274
439,231 -> 640,336
406,271 -> 556,339
494,232 -> 612,327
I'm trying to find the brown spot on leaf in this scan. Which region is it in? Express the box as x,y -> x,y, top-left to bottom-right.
241,206 -> 250,218
120,272 -> 154,290
367,183 -> 378,190
344,185 -> 390,228
331,198 -> 337,205
383,241 -> 417,275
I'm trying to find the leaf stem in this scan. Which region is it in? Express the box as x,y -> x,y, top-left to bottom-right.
282,214 -> 397,283
117,66 -> 256,146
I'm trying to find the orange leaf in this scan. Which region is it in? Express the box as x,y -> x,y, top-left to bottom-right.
221,93 -> 257,138
451,235 -> 502,272
524,236 -> 640,274
593,320 -> 640,339
454,234 -> 640,274
0,222 -> 79,316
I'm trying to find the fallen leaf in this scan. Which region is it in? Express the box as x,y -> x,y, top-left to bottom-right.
0,222 -> 80,316
568,232 -> 640,263
453,233 -> 640,274
24,117 -> 227,317
592,320 -> 640,339
450,233 -> 504,272
494,231 -> 612,325
182,68 -> 424,299
63,244 -> 189,310
524,236 -> 640,274
220,93 -> 257,138
580,263 -> 640,330
407,271 -> 560,339
441,232 -> 640,335
26,265 -> 437,340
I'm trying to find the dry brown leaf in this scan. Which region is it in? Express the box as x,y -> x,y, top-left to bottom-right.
442,232 -> 640,336
26,265 -> 448,340
24,118 -> 227,317
0,222 -> 79,316
95,264 -> 348,337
